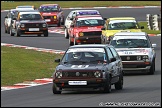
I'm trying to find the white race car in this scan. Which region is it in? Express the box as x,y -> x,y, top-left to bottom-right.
110,32 -> 156,75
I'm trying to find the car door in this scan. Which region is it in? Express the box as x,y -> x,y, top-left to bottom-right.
105,47 -> 116,78
65,11 -> 75,29
109,47 -> 122,76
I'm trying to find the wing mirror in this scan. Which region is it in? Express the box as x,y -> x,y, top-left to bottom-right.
55,59 -> 60,63
110,58 -> 116,62
152,44 -> 156,48
70,24 -> 74,27
140,26 -> 144,29
101,27 -> 105,30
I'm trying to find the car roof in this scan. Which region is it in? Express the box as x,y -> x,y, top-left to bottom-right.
40,4 -> 58,6
108,17 -> 135,21
19,11 -> 40,15
71,10 -> 100,15
113,32 -> 148,40
16,5 -> 34,8
69,44 -> 113,48
76,15 -> 103,20
114,32 -> 147,36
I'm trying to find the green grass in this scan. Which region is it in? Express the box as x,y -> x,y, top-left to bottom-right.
1,46 -> 63,86
1,1 -> 161,10
138,22 -> 161,34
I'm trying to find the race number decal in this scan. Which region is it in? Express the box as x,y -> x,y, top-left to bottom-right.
71,65 -> 89,69
124,51 -> 133,54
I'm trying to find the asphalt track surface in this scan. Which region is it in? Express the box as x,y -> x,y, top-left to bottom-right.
1,7 -> 161,107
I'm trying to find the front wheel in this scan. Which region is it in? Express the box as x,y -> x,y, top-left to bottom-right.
44,31 -> 48,37
114,71 -> 123,90
148,61 -> 155,75
69,37 -> 73,46
52,83 -> 62,94
15,29 -> 20,37
10,27 -> 14,36
103,76 -> 111,93
65,28 -> 69,39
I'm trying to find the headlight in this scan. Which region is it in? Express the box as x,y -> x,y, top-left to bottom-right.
142,55 -> 149,61
55,71 -> 62,78
79,32 -> 84,36
42,23 -> 47,27
54,16 -> 57,19
21,24 -> 25,28
136,56 -> 141,60
94,71 -> 101,78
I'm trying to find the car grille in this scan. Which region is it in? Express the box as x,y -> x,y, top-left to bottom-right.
120,56 -> 137,61
25,23 -> 42,28
43,16 -> 53,19
83,31 -> 101,36
62,71 -> 95,77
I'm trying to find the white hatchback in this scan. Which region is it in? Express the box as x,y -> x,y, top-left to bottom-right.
109,32 -> 156,75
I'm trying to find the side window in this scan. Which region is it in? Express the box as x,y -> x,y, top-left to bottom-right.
106,47 -> 114,61
110,47 -> 120,60
72,12 -> 76,19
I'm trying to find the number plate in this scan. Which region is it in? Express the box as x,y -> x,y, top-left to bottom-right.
45,19 -> 51,22
29,28 -> 39,31
124,51 -> 134,54
68,81 -> 87,85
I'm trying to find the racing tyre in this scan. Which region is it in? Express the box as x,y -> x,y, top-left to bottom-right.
57,20 -> 61,27
5,27 -> 7,33
69,37 -> 73,46
148,61 -> 155,75
10,27 -> 14,36
15,29 -> 20,37
7,27 -> 10,34
103,75 -> 111,93
65,28 -> 69,39
44,31 -> 48,37
114,71 -> 123,90
61,17 -> 65,25
52,83 -> 62,94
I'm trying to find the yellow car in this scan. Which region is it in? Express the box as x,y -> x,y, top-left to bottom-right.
101,17 -> 144,44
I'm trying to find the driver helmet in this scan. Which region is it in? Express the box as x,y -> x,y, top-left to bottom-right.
73,52 -> 83,59
116,39 -> 124,45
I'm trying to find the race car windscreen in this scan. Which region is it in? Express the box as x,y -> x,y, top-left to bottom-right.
108,20 -> 140,30
110,38 -> 151,48
19,14 -> 42,20
76,19 -> 104,26
39,5 -> 58,12
61,48 -> 108,64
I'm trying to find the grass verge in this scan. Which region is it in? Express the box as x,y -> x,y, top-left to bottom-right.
1,46 -> 63,86
1,1 -> 161,10
139,22 -> 161,34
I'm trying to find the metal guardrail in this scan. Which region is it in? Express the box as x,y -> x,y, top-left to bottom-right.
146,14 -> 161,31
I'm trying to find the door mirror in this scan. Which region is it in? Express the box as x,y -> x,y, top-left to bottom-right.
152,44 -> 156,48
70,18 -> 73,20
110,58 -> 116,62
70,24 -> 74,27
101,27 -> 105,30
13,18 -> 17,20
55,59 -> 60,63
140,26 -> 144,29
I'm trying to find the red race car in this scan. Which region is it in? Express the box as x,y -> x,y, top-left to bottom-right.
38,4 -> 64,27
68,15 -> 104,46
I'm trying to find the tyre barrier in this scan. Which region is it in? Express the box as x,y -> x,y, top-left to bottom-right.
146,14 -> 161,31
